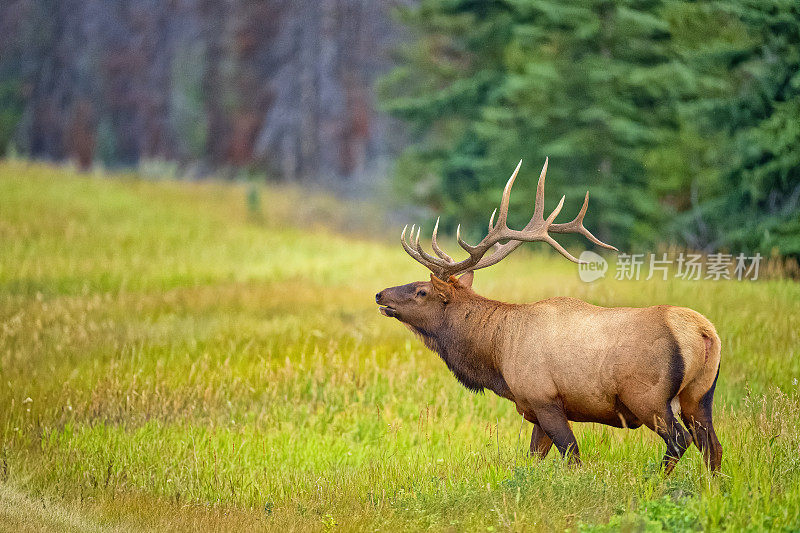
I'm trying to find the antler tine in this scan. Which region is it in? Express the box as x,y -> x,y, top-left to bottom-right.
455,223 -> 476,254
531,157 -> 549,224
431,217 -> 454,262
400,224 -> 420,261
472,241 -> 522,270
496,159 -> 522,227
474,231 -> 582,269
413,225 -> 452,268
550,191 -> 619,251
457,161 -> 520,256
543,234 -> 583,264
488,210 -> 502,254
546,195 -> 565,225
398,158 -> 617,279
401,224 -> 430,269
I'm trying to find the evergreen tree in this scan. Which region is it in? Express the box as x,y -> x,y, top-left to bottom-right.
381,0 -> 800,256
378,1 -> 518,236
381,0 -> 697,249
670,0 -> 800,255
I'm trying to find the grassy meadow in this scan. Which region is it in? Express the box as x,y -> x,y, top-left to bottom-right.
1,160 -> 799,531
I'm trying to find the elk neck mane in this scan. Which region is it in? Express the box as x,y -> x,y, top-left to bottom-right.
406,290 -> 513,397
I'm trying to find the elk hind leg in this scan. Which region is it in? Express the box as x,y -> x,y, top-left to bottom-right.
656,407 -> 693,475
621,397 -> 692,475
679,368 -> 722,472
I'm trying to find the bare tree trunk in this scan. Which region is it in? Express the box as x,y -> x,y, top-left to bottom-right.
8,0 -> 410,182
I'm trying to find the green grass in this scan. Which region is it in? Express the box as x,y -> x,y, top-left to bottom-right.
1,160 -> 799,531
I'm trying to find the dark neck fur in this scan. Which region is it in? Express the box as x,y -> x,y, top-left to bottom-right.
410,296 -> 511,397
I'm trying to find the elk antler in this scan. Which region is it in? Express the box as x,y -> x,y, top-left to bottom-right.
400,159 -> 617,280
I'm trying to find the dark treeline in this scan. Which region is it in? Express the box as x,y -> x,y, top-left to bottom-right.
379,0 -> 800,255
0,0 -> 409,186
1,0 -> 798,255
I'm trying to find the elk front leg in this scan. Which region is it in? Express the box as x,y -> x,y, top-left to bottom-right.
533,404 -> 580,465
530,423 -> 553,459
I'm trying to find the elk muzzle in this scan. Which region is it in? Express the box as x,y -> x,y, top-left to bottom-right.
375,290 -> 398,317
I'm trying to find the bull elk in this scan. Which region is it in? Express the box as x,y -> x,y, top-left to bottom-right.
375,159 -> 722,474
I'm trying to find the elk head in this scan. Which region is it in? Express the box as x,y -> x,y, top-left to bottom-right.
375,271 -> 475,331
375,159 -> 616,327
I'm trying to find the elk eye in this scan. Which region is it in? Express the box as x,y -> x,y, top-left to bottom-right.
417,290 -> 427,297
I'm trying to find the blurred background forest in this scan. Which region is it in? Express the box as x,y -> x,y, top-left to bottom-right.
1,0 -> 798,255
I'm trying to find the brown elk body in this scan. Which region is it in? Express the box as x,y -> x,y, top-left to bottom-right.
376,160 -> 722,473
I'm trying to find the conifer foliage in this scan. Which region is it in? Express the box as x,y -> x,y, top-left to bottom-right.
381,0 -> 800,255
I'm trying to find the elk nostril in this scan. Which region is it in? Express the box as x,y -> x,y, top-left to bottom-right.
375,292 -> 382,303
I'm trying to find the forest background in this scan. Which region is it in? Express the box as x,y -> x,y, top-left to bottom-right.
1,0 -> 799,254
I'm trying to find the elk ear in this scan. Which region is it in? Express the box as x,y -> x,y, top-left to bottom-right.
430,274 -> 452,302
456,271 -> 474,289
